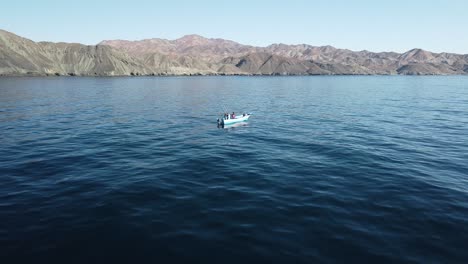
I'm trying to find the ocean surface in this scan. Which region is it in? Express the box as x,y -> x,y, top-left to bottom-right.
1,76 -> 468,263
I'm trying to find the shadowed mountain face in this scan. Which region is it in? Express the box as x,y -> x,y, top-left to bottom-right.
0,30 -> 151,76
1,29 -> 467,76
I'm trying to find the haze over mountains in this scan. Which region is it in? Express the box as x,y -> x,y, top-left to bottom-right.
1,29 -> 467,76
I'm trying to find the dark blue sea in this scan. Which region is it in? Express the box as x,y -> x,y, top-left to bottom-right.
1,76 -> 468,263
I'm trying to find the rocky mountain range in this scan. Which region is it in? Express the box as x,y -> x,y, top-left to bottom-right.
1,29 -> 467,76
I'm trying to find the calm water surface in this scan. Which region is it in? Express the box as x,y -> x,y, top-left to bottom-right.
1,76 -> 468,263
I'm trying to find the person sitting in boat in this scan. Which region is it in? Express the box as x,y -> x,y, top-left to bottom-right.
232,112 -> 236,119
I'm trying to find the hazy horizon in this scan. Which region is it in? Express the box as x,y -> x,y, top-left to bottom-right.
2,0 -> 468,54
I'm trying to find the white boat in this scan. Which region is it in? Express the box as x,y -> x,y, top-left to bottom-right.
218,114 -> 251,126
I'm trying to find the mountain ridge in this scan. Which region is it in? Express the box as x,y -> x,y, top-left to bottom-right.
1,29 -> 467,76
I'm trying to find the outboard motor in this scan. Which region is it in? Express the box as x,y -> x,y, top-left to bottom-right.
217,118 -> 224,128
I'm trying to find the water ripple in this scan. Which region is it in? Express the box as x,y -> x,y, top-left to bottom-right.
1,76 -> 468,263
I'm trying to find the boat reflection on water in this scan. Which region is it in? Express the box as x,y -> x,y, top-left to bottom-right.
218,121 -> 249,129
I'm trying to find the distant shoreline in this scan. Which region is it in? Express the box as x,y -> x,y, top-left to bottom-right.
1,73 -> 467,77
0,30 -> 468,77
2,29 -> 467,77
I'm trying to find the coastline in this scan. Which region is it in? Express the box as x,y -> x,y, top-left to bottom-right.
2,30 -> 468,78
1,72 -> 467,77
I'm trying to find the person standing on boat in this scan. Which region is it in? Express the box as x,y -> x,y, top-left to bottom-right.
232,112 -> 236,119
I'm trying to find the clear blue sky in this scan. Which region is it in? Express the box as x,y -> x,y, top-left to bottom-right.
2,0 -> 467,53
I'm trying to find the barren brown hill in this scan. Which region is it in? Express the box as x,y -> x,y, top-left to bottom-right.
100,34 -> 254,62
0,29 -> 150,76
1,29 -> 468,76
